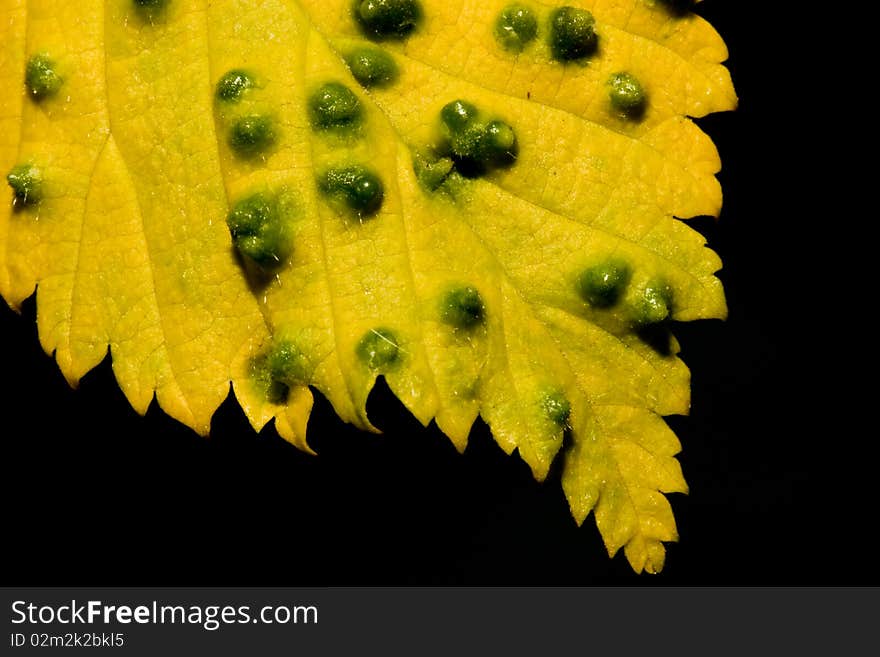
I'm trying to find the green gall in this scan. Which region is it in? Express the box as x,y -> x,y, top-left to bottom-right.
356,327 -> 401,371
608,72 -> 647,118
441,286 -> 486,330
440,99 -> 479,134
449,123 -> 489,161
318,165 -> 385,218
494,4 -> 538,52
250,352 -> 290,405
216,69 -> 255,103
25,54 -> 63,101
133,0 -> 169,20
541,390 -> 571,428
227,193 -> 272,238
577,259 -> 631,308
229,115 -> 276,157
6,163 -> 43,206
265,339 -> 312,386
226,192 -> 291,269
346,47 -> 399,88
548,6 -> 598,62
354,0 -> 422,40
483,120 -> 518,164
309,82 -> 363,130
250,334 -> 315,403
438,102 -> 518,172
413,152 -> 455,192
636,280 -> 674,326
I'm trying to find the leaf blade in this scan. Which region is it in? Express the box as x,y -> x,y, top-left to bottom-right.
0,0 -> 735,573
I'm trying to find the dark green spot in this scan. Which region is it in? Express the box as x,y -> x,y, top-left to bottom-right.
319,165 -> 385,218
438,101 -> 518,176
441,107 -> 518,169
353,0 -> 422,40
635,280 -> 674,325
309,82 -> 362,130
440,99 -> 479,133
483,120 -> 518,164
494,4 -> 538,52
450,121 -> 517,170
346,46 -> 399,88
548,6 -> 598,61
577,259 -> 631,308
226,192 -> 291,269
265,338 -> 312,386
356,327 -> 401,371
216,69 -> 254,103
250,352 -> 290,404
133,0 -> 168,20
449,123 -> 489,161
542,390 -> 571,428
25,54 -> 63,101
229,115 -> 276,157
608,72 -> 647,118
7,163 -> 43,206
441,286 -> 486,330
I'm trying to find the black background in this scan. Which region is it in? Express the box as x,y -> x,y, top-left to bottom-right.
0,4 -> 857,585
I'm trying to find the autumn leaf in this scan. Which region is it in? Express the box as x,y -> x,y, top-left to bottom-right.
0,0 -> 735,573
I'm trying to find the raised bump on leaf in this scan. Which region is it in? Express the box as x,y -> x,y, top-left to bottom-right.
229,114 -> 277,157
438,101 -> 518,171
440,286 -> 486,330
449,124 -> 487,163
608,72 -> 647,118
412,150 -> 457,193
494,4 -> 539,53
133,0 -> 168,20
635,279 -> 674,326
577,259 -> 632,309
346,46 -> 399,88
353,0 -> 422,40
541,390 -> 571,429
440,99 -> 479,133
318,165 -> 385,218
226,191 -> 293,271
265,335 -> 314,387
356,327 -> 401,371
250,352 -> 291,405
6,163 -> 43,206
216,69 -> 255,103
483,120 -> 518,165
548,6 -> 598,62
25,54 -> 63,101
309,82 -> 363,130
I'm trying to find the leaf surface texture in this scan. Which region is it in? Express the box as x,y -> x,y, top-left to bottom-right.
0,0 -> 735,573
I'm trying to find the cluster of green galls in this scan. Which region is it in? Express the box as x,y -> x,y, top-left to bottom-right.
352,0 -> 650,118
254,283 -> 492,407
494,3 -> 648,118
576,259 -> 675,327
215,68 -> 388,272
6,0 -> 666,210
5,0 -> 687,420
5,52 -> 64,206
413,99 -> 520,191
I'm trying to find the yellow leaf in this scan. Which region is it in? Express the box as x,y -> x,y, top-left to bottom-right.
0,0 -> 735,573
